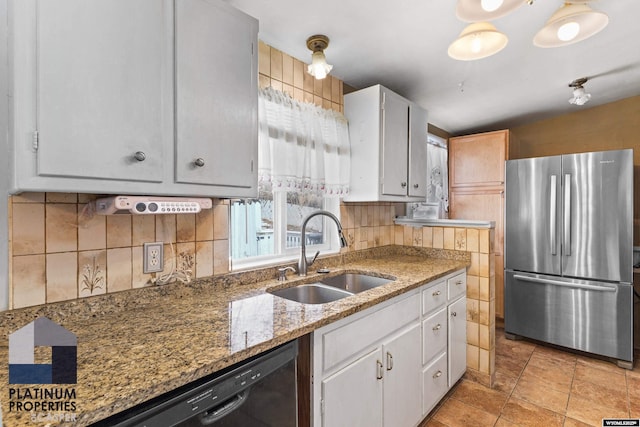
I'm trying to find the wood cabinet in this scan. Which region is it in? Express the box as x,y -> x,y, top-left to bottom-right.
312,269 -> 466,426
9,0 -> 258,198
343,84 -> 428,202
449,130 -> 511,318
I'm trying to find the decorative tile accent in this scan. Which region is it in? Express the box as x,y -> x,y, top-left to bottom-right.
79,250 -> 107,297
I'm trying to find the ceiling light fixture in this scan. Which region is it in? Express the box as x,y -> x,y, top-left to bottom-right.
534,3 -> 608,48
568,77 -> 591,105
456,0 -> 526,22
447,22 -> 508,61
306,34 -> 333,80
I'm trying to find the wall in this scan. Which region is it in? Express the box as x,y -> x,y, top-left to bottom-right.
395,223 -> 496,386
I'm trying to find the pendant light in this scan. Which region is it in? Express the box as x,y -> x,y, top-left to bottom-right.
568,77 -> 591,105
534,3 -> 608,48
448,22 -> 508,61
456,0 -> 527,22
306,35 -> 333,80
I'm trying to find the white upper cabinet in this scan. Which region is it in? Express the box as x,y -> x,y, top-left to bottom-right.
9,0 -> 258,198
175,0 -> 257,189
343,84 -> 428,202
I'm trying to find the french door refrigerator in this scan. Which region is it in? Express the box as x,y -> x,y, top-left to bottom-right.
504,149 -> 633,367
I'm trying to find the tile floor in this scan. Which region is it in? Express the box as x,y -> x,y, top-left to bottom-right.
421,328 -> 640,426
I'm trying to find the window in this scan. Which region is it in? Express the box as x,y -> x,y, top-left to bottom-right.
231,87 -> 350,269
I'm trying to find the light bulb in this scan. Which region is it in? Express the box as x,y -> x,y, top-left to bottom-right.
557,21 -> 580,41
307,51 -> 332,80
471,34 -> 483,53
481,0 -> 503,12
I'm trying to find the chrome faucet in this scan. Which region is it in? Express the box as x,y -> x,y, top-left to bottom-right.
298,210 -> 349,276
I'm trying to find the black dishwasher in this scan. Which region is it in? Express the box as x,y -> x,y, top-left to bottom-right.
94,340 -> 298,427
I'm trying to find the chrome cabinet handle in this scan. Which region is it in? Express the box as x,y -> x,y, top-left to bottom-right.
451,312 -> 457,317
413,183 -> 419,188
433,370 -> 442,379
432,290 -> 441,296
401,182 -> 407,188
133,151 -> 146,162
194,158 -> 205,167
456,280 -> 463,286
386,352 -> 393,371
376,360 -> 383,380
432,323 -> 441,331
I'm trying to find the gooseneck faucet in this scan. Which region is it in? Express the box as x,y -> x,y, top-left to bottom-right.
298,210 -> 349,276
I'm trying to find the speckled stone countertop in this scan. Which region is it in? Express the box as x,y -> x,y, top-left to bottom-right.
0,246 -> 469,427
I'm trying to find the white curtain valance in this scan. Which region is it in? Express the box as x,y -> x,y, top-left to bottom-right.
258,87 -> 350,197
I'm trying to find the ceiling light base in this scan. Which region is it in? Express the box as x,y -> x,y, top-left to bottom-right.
306,35 -> 330,52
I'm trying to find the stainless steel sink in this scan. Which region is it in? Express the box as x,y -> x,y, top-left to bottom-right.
320,273 -> 393,293
269,283 -> 354,304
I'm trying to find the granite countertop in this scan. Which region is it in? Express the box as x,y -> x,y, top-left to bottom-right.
0,246 -> 469,426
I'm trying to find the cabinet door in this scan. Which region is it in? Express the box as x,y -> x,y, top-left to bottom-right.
381,89 -> 409,196
449,130 -> 508,188
175,0 -> 258,189
408,104 -> 428,197
448,296 -> 467,386
35,0 -> 171,182
321,348 -> 383,427
383,324 -> 422,427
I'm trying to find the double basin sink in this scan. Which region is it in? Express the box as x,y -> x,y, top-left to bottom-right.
269,273 -> 394,304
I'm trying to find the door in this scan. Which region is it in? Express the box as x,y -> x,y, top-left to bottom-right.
382,324 -> 422,427
321,348 -> 383,427
504,155 -> 562,275
561,150 -> 633,283
36,0 -> 170,182
381,89 -> 409,196
448,297 -> 466,386
408,104 -> 427,198
175,0 -> 258,188
505,271 -> 633,362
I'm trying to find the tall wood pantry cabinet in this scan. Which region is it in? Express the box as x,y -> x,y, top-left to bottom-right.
8,0 -> 258,198
449,129 -> 512,318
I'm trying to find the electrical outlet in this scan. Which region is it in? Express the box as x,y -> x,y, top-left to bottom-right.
143,242 -> 164,274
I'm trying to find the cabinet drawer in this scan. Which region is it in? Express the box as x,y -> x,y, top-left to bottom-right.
422,280 -> 447,315
321,293 -> 420,373
422,352 -> 448,416
422,307 -> 447,365
448,272 -> 466,301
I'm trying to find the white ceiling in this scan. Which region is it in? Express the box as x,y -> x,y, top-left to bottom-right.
225,0 -> 640,135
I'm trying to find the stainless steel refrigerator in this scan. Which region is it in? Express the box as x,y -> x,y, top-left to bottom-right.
504,149 -> 634,367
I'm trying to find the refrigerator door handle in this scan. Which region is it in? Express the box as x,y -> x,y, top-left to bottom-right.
550,175 -> 557,255
513,274 -> 617,292
563,173 -> 571,256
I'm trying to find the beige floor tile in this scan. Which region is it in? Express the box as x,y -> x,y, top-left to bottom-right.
450,379 -> 509,416
532,345 -> 578,364
570,378 -> 628,413
500,397 -> 564,427
574,362 -> 625,392
520,362 -> 573,394
495,355 -> 528,378
527,351 -> 576,372
512,374 -> 569,414
494,416 -> 526,427
433,397 -> 499,427
492,371 -> 519,394
576,355 -> 626,374
563,417 -> 596,427
627,375 -> 640,399
419,418 -> 448,427
630,398 -> 640,418
566,395 -> 628,426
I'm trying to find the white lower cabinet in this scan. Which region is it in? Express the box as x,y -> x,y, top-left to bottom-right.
312,268 -> 467,427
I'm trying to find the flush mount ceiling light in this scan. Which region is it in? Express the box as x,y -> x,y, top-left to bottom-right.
448,22 -> 508,61
456,0 -> 528,22
534,3 -> 609,47
568,77 -> 591,105
306,34 -> 333,80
